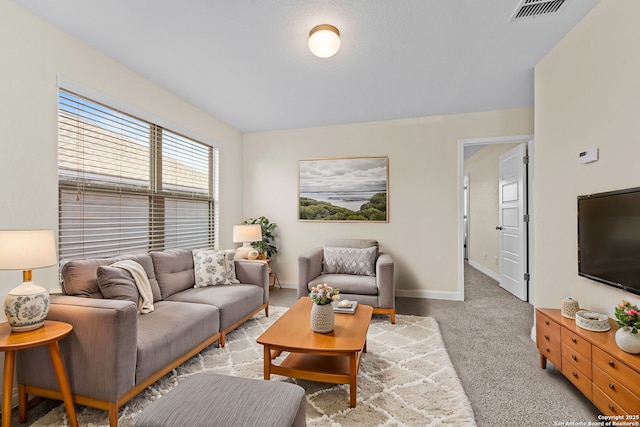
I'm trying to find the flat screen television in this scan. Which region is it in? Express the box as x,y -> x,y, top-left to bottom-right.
578,186 -> 640,296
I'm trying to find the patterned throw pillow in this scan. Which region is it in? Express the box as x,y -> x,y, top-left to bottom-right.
192,249 -> 240,287
322,246 -> 377,276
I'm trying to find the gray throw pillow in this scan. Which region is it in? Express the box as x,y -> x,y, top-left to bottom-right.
323,246 -> 377,276
96,265 -> 139,304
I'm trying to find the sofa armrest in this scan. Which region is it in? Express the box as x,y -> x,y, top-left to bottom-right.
297,247 -> 323,298
16,295 -> 138,402
376,253 -> 395,309
235,260 -> 269,304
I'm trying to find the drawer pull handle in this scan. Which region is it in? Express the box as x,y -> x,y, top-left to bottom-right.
609,405 -> 615,411
571,338 -> 577,344
609,384 -> 615,390
572,372 -> 578,378
544,335 -> 550,340
572,355 -> 577,361
608,361 -> 615,368
545,320 -> 550,325
546,348 -> 551,353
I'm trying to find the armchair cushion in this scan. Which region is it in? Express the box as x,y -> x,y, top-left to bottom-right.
309,274 -> 377,295
322,246 -> 377,276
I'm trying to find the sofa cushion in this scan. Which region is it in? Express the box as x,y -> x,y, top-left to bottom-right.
61,253 -> 162,301
192,249 -> 239,287
135,301 -> 220,383
323,246 -> 377,276
166,285 -> 263,331
150,249 -> 195,299
96,266 -> 139,304
309,273 -> 378,295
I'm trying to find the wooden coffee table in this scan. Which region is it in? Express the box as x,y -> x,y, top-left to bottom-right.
256,297 -> 373,408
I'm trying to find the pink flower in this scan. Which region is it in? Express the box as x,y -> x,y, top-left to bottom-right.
626,309 -> 640,317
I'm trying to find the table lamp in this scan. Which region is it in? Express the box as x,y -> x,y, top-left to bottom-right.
0,230 -> 57,332
232,224 -> 262,259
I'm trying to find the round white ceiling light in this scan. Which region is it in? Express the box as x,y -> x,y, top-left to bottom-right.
308,24 -> 340,58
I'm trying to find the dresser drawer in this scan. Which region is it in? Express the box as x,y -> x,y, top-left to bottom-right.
593,384 -> 629,417
561,327 -> 591,360
536,311 -> 561,368
562,342 -> 592,380
593,366 -> 640,415
593,347 -> 640,397
562,358 -> 592,399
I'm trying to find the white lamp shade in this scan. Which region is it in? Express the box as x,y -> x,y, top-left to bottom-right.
0,229 -> 57,270
232,224 -> 262,243
308,24 -> 341,58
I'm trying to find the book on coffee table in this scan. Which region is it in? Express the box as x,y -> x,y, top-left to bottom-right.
332,300 -> 358,314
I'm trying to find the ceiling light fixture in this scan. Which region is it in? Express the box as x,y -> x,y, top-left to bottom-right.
308,24 -> 340,58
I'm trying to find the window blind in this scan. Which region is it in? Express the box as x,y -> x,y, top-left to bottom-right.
58,90 -> 215,260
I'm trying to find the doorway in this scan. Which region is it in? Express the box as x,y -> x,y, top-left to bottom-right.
458,135 -> 534,303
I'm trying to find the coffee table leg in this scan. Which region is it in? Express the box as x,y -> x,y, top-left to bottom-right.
349,353 -> 357,408
263,346 -> 271,380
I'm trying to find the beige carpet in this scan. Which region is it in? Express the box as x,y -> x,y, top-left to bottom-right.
32,307 -> 476,427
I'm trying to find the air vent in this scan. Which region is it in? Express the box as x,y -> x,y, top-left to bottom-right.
509,0 -> 567,22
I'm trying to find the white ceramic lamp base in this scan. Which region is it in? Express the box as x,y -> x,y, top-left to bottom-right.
4,281 -> 50,332
236,243 -> 256,260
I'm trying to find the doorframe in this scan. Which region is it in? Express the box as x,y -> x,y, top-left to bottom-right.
457,134 -> 535,302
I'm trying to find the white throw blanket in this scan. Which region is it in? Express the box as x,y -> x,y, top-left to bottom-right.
111,260 -> 155,314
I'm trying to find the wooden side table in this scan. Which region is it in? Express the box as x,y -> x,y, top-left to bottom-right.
0,320 -> 77,427
264,259 -> 281,290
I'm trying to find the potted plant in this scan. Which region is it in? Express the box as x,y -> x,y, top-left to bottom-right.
242,216 -> 278,259
614,300 -> 640,354
309,284 -> 340,333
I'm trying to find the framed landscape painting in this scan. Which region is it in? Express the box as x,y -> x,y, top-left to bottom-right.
299,156 -> 388,222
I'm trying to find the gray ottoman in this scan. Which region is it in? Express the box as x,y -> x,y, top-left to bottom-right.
133,373 -> 306,427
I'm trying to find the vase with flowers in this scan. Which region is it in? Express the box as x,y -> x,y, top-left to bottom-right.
309,284 -> 340,333
614,300 -> 640,354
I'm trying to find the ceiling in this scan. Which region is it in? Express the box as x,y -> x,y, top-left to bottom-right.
12,0 -> 599,133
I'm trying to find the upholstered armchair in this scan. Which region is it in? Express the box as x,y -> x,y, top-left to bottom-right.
297,238 -> 395,323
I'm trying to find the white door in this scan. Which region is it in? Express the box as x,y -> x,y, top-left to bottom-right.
497,143 -> 528,301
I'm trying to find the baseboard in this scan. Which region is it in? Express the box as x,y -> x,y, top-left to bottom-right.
278,283 -> 464,301
396,289 -> 464,301
467,260 -> 501,282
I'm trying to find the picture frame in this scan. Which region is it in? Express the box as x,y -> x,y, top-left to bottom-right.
298,156 -> 388,222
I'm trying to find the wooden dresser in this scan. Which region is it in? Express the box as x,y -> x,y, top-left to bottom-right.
536,308 -> 640,416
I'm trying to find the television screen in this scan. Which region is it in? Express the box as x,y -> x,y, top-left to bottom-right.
578,186 -> 640,296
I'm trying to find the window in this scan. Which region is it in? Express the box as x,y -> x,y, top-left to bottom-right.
58,90 -> 216,260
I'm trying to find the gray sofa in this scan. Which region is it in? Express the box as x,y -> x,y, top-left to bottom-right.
16,248 -> 269,427
298,238 -> 395,323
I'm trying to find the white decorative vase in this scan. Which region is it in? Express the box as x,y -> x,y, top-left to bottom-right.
310,303 -> 334,333
615,327 -> 640,354
4,281 -> 49,332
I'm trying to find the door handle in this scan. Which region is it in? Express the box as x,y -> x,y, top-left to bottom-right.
496,226 -> 503,230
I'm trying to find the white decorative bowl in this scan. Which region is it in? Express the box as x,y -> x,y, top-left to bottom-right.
575,311 -> 610,332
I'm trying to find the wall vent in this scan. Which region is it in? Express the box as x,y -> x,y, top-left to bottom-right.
509,0 -> 567,22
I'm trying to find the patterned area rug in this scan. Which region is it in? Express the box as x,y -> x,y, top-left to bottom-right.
32,307 -> 476,427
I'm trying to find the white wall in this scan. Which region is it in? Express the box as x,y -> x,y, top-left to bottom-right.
464,143 -> 518,276
534,0 -> 640,313
243,109 -> 533,298
0,0 -> 244,302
